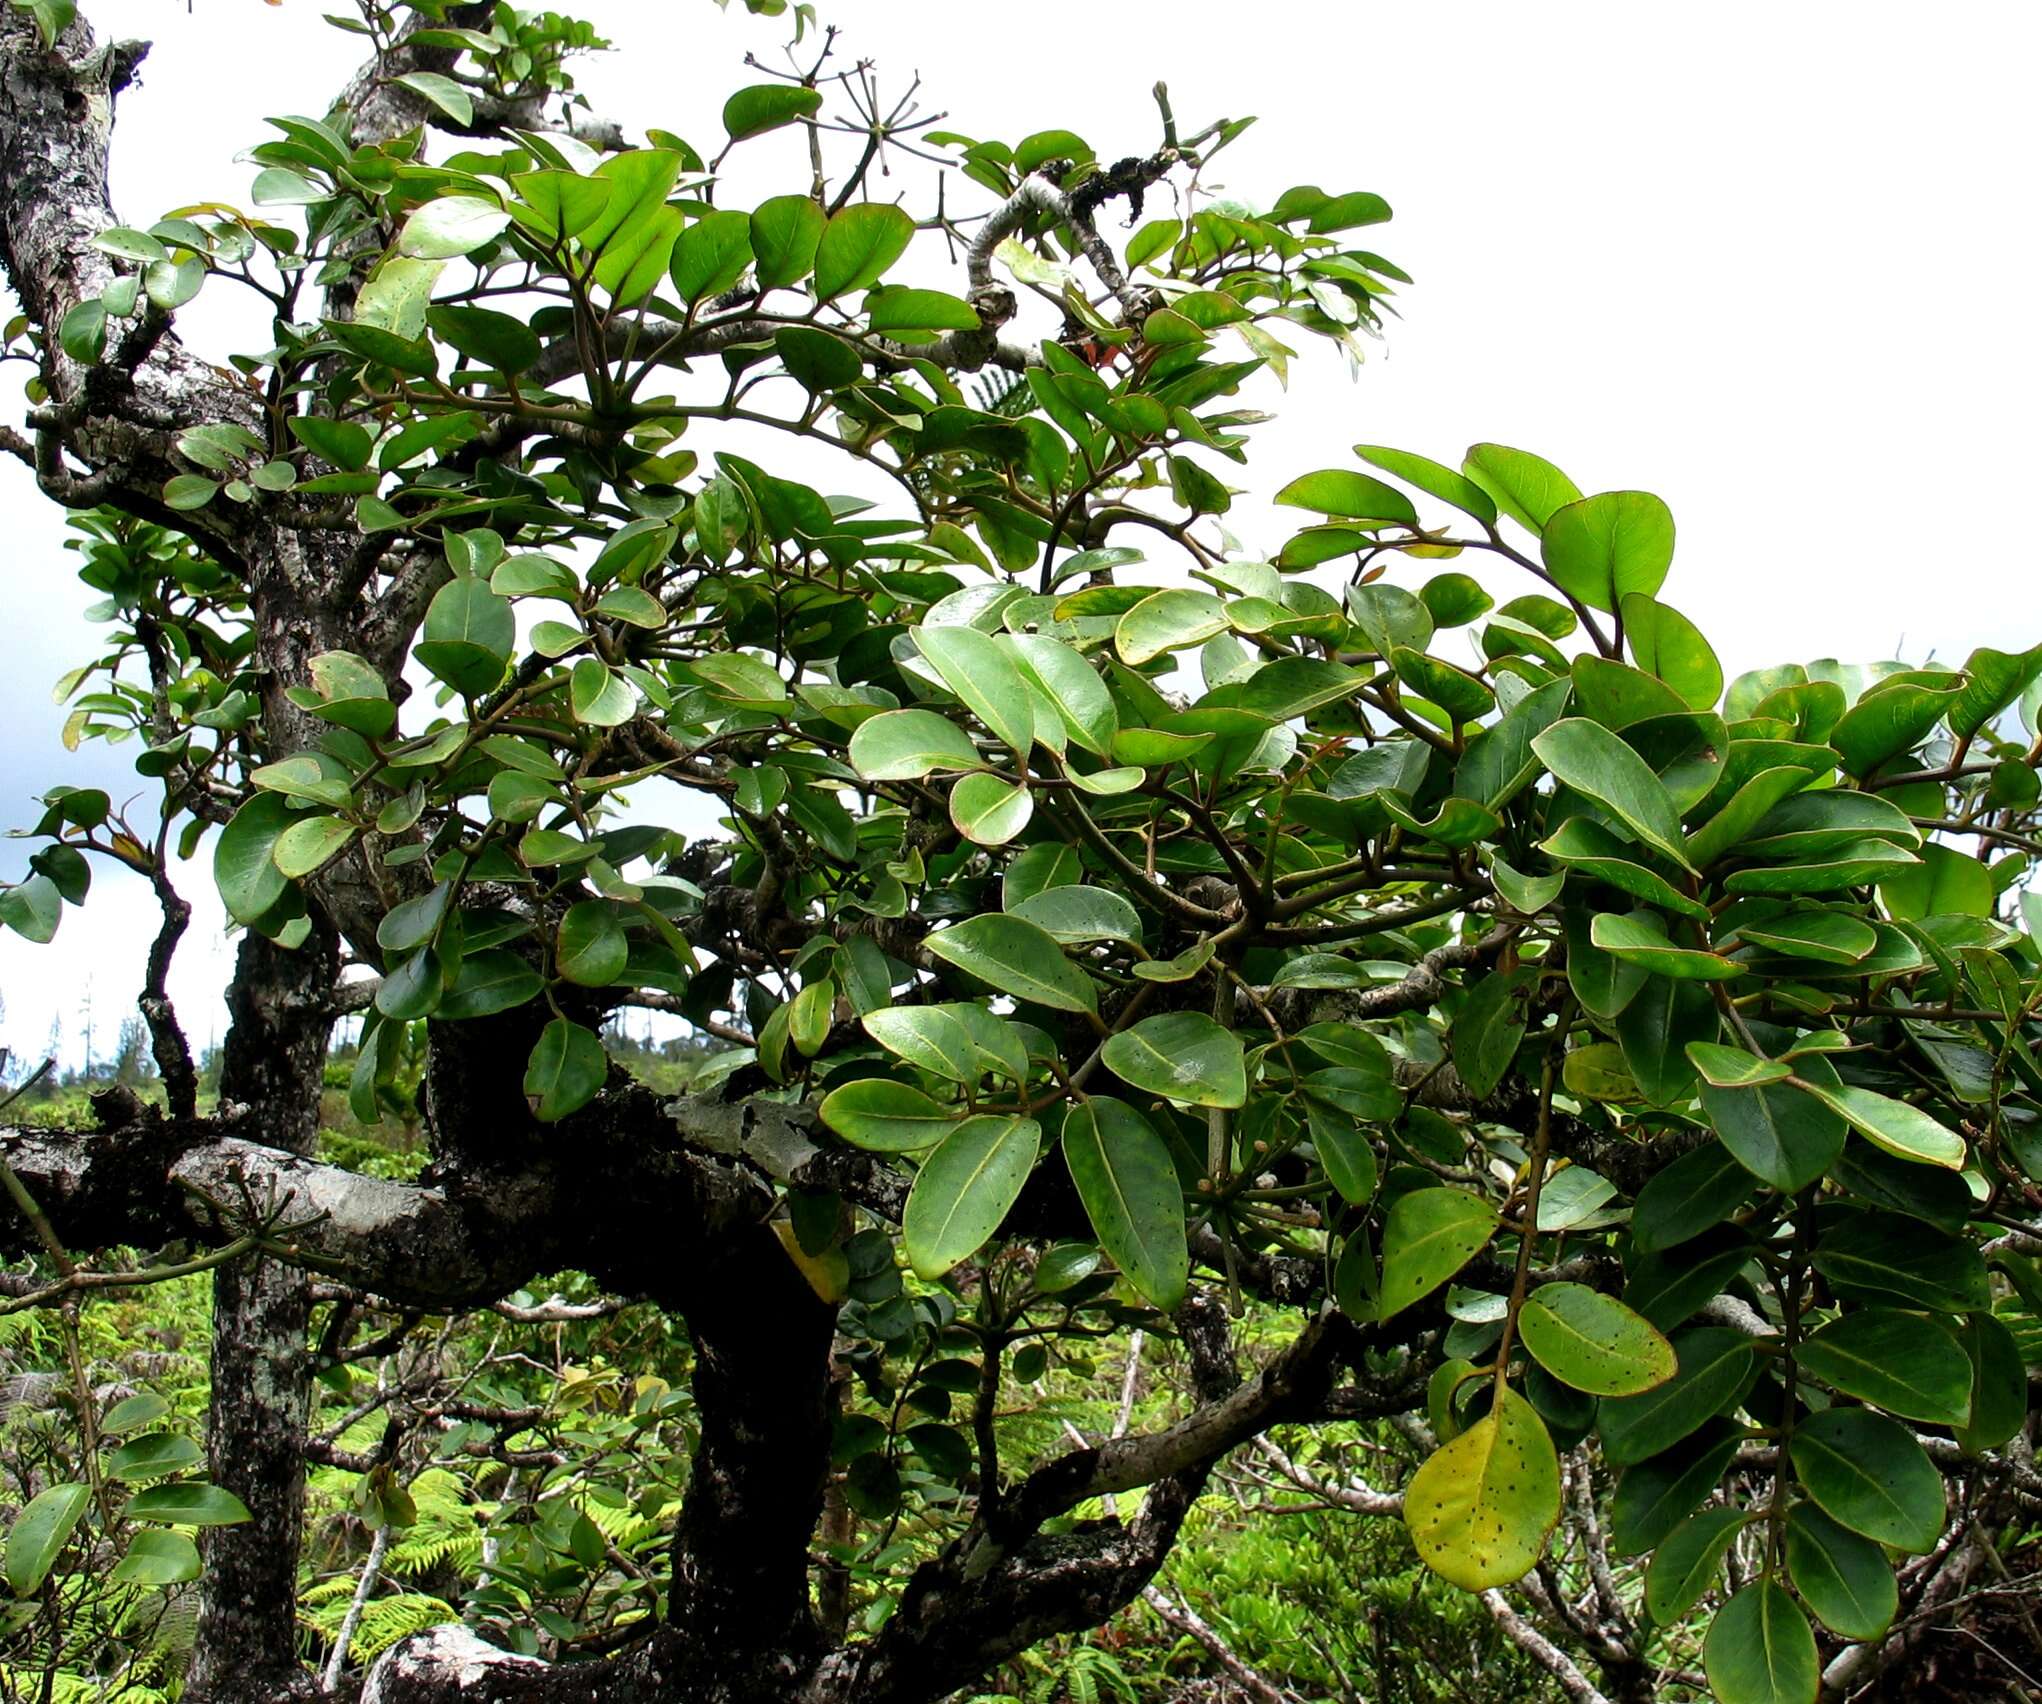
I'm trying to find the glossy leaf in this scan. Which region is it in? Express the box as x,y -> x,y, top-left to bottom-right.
820,1079 -> 960,1152
1790,1079 -> 1966,1170
1645,1505 -> 1749,1624
1797,1308 -> 1973,1424
914,624 -> 1034,755
924,914 -> 1096,1013
1540,491 -> 1675,614
1378,1188 -> 1499,1320
1062,1096 -> 1188,1311
524,1019 -> 607,1122
1704,1580 -> 1818,1704
848,708 -> 982,780
124,1483 -> 253,1526
1597,1329 -> 1756,1465
1784,1502 -> 1898,1641
5,1483 -> 89,1595
1790,1407 -> 1945,1553
1518,1283 -> 1676,1397
903,1115 -> 1039,1278
1532,718 -> 1694,871
1404,1387 -> 1560,1588
1101,1013 -> 1246,1109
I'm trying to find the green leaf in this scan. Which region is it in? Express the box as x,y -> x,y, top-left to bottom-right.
1404,1387 -> 1560,1589
1391,647 -> 1494,723
1797,1308 -> 1972,1425
867,286 -> 980,335
1540,819 -> 1706,918
863,1004 -> 1025,1084
523,1019 -> 607,1121
1609,1420 -> 1744,1556
1352,444 -> 1496,524
1062,1096 -> 1188,1312
1877,842 -> 1992,921
556,901 -> 629,986
415,577 -> 513,697
1532,718 -> 1694,871
397,195 -> 510,259
1733,910 -> 1878,964
1007,634 -> 1120,757
270,815 -> 356,879
1955,1312 -> 2027,1454
848,708 -> 982,780
1598,1328 -> 1756,1465
819,1079 -> 960,1152
774,325 -> 861,391
1704,1580 -> 1819,1704
1540,492 -> 1675,614
1115,589 -> 1229,666
1684,1042 -> 1790,1089
1621,593 -> 1721,710
948,773 -> 1034,846
1645,1506 -> 1750,1624
374,948 -> 444,1021
1790,1407 -> 1945,1553
1309,1108 -> 1380,1205
813,203 -> 915,300
1789,1079 -> 1965,1169
1272,468 -> 1417,525
750,194 -> 825,287
105,1432 -> 203,1481
914,625 -> 1034,755
1453,971 -> 1526,1099
1946,642 -> 2042,740
437,950 -> 545,1021
1828,673 -> 1967,778
428,304 -> 541,375
670,209 -> 755,306
1702,1053 -> 1847,1193
903,1115 -> 1040,1278
569,658 -> 637,726
108,1527 -> 201,1588
1811,1212 -> 1989,1313
1009,886 -> 1140,945
162,473 -> 216,510
1785,1502 -> 1898,1641
5,1483 -> 89,1595
213,793 -> 297,924
124,1482 -> 253,1527
924,914 -> 1096,1013
722,81 -> 822,141
1462,443 -> 1582,536
1378,1188 -> 1499,1320
289,415 -> 373,471
395,69 -> 473,124
1518,1282 -> 1676,1397
59,297 -> 105,363
1591,912 -> 1741,980
1722,837 -> 1920,896
1101,1013 -> 1246,1109
102,1393 -> 169,1434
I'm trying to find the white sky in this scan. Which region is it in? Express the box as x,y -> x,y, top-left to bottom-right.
2,0 -> 2038,1071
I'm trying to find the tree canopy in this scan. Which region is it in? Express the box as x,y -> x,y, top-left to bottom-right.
1,3 -> 2040,1702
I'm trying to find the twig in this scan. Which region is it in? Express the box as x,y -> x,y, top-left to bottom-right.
1141,1584 -> 1292,1704
322,1521 -> 392,1693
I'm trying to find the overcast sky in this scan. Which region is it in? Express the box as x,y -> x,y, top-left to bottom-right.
2,1 -> 2037,1072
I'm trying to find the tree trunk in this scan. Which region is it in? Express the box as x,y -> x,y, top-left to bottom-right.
185,931 -> 336,1704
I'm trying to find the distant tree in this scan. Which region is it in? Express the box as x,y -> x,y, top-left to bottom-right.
0,4 -> 2039,1703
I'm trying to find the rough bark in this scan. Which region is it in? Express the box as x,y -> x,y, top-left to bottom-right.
186,931 -> 338,1704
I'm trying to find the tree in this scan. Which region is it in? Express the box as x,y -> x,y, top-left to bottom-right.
0,3 -> 2039,1701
